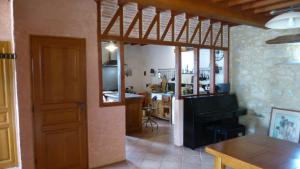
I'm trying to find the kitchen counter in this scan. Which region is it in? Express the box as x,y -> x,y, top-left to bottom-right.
125,93 -> 144,99
104,92 -> 144,101
125,94 -> 144,134
103,92 -> 144,134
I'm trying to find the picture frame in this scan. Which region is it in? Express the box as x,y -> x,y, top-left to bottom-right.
269,107 -> 300,143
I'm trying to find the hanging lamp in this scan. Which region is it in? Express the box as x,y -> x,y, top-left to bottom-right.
265,11 -> 300,29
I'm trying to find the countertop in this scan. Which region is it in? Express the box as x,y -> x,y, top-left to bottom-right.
104,92 -> 144,99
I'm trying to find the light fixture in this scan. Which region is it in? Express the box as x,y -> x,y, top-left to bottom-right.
105,41 -> 118,52
265,11 -> 300,29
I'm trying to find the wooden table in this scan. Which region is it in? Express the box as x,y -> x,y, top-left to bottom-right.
205,135 -> 300,169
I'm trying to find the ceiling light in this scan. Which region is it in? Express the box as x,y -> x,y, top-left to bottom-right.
265,11 -> 300,29
105,42 -> 118,52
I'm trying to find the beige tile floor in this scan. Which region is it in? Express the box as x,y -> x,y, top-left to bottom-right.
99,120 -> 215,169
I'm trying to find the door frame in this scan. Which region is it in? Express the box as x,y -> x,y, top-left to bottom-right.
30,35 -> 89,169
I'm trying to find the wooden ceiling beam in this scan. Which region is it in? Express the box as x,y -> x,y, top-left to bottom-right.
254,0 -> 300,13
241,0 -> 287,10
227,0 -> 257,7
125,0 -> 267,27
212,0 -> 227,3
118,0 -> 128,6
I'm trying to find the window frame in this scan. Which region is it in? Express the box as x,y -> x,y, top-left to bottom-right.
176,47 -> 230,99
99,41 -> 125,107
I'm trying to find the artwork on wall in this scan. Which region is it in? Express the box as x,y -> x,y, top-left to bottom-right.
269,107 -> 300,143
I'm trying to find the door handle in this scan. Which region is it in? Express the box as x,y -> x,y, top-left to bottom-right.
77,102 -> 85,112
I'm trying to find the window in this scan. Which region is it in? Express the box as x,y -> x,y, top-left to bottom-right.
199,49 -> 211,94
99,41 -> 125,106
181,48 -> 194,96
214,50 -> 229,94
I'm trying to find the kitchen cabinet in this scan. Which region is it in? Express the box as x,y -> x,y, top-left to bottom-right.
151,93 -> 173,122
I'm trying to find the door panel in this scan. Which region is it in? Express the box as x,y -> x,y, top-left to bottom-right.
0,129 -> 10,161
44,129 -> 81,169
42,107 -> 80,126
31,36 -> 87,169
41,47 -> 82,104
0,41 -> 18,168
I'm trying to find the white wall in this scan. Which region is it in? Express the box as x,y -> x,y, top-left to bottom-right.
173,99 -> 184,146
124,45 -> 144,92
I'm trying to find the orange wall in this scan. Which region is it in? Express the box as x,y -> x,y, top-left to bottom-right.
13,0 -> 125,168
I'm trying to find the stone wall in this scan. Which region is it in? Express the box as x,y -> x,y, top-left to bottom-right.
230,25 -> 300,135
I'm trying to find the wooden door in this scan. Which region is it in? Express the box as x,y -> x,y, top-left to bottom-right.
31,36 -> 88,169
0,42 -> 18,168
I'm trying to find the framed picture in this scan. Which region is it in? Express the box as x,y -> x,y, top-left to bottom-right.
269,107 -> 300,143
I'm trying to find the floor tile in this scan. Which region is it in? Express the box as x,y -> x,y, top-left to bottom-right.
181,162 -> 202,169
97,120 -> 214,169
144,153 -> 164,161
141,159 -> 161,169
160,160 -> 181,169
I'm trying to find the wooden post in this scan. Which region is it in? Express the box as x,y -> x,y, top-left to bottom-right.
175,46 -> 182,99
221,23 -> 223,47
96,0 -> 104,106
186,15 -> 189,43
103,7 -> 122,35
189,22 -> 200,44
210,49 -> 215,94
120,5 -> 124,38
193,48 -> 199,95
224,50 -> 229,84
157,10 -> 160,40
124,12 -> 140,37
227,28 -> 230,85
161,15 -> 173,41
138,7 -> 143,39
210,22 -> 213,46
119,42 -> 125,104
199,18 -> 202,45
171,13 -> 175,42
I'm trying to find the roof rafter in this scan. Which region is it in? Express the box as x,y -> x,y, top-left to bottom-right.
227,0 -> 257,7
254,0 -> 300,13
124,0 -> 268,27
241,0 -> 287,10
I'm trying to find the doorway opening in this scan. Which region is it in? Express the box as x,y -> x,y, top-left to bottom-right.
124,44 -> 175,134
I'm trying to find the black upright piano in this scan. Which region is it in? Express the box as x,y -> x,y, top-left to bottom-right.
184,94 -> 247,149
